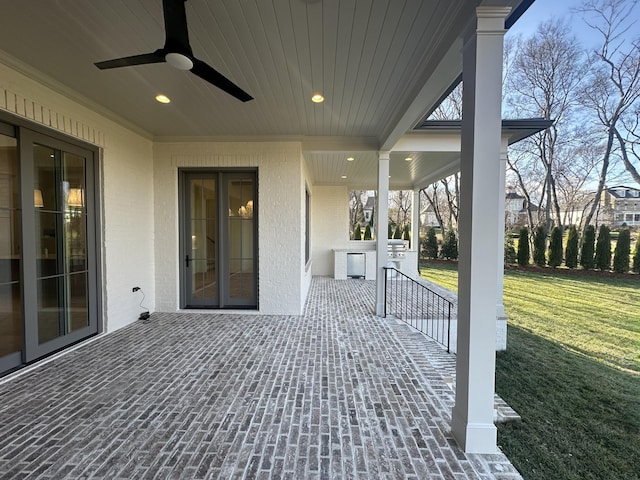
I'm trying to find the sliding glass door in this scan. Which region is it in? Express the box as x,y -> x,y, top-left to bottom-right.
0,125 -> 21,373
180,170 -> 257,309
0,120 -> 100,376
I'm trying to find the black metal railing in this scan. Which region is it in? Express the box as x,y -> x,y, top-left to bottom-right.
383,267 -> 453,352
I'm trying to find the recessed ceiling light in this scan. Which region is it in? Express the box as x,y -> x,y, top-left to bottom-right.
155,94 -> 171,104
405,157 -> 413,162
311,94 -> 324,103
341,175 -> 347,179
346,157 -> 355,162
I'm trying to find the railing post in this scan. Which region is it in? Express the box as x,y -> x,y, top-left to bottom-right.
447,302 -> 451,353
383,267 -> 388,317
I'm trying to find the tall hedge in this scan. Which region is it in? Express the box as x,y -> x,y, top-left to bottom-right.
402,224 -> 411,248
633,236 -> 640,273
353,224 -> 362,240
388,223 -> 394,239
440,228 -> 458,260
517,227 -> 530,266
363,224 -> 372,240
547,226 -> 563,268
504,235 -> 517,264
613,228 -> 631,273
422,227 -> 439,259
594,224 -> 611,271
532,225 -> 547,267
565,225 -> 579,269
393,225 -> 402,239
580,225 -> 596,270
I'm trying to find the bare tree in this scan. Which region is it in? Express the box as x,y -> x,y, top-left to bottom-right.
577,0 -> 640,227
505,19 -> 586,232
388,190 -> 412,229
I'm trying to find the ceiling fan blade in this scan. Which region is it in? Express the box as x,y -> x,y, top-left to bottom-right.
162,0 -> 192,54
191,59 -> 253,102
95,51 -> 165,70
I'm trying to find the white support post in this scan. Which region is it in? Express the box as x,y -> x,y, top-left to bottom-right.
451,6 -> 510,454
496,140 -> 509,351
375,151 -> 390,316
412,189 -> 421,274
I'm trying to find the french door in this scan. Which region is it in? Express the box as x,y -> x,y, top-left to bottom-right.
0,122 -> 100,375
180,170 -> 257,309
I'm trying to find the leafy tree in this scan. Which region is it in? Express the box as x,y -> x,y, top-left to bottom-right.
594,224 -> 612,270
580,224 -> 596,269
565,225 -> 579,268
548,226 -> 564,267
613,228 -> 631,273
532,225 -> 547,267
440,228 -> 458,260
363,224 -> 372,240
517,227 -> 530,266
422,227 -> 439,259
504,235 -> 517,265
633,236 -> 640,273
353,224 -> 362,240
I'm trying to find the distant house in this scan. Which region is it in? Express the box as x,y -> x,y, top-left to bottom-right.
505,190 -> 538,227
362,195 -> 376,226
603,186 -> 640,227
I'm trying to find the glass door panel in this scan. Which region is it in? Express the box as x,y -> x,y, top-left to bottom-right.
21,130 -> 97,363
224,175 -> 256,307
185,177 -> 218,306
0,131 -> 22,371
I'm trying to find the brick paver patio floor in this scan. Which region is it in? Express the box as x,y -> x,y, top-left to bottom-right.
0,277 -> 522,479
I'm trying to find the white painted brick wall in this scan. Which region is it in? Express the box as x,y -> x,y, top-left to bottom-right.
153,141 -> 306,315
0,62 -> 155,333
311,185 -> 351,276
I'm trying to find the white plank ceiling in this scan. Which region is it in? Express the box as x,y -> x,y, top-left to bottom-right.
0,0 -> 528,188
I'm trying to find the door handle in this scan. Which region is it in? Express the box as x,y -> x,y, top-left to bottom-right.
185,255 -> 190,267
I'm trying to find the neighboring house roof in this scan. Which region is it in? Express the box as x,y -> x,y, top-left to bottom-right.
363,196 -> 376,211
606,186 -> 640,199
506,192 -> 525,200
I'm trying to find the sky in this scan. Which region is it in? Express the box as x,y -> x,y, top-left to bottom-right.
506,0 -> 639,48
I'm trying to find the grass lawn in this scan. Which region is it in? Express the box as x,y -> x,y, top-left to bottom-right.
420,261 -> 640,480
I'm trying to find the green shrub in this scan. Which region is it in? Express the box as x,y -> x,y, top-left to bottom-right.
422,227 -> 439,259
565,225 -> 579,269
388,223 -> 394,239
363,224 -> 372,240
402,223 -> 411,248
393,225 -> 402,239
548,226 -> 563,268
532,225 -> 546,267
353,224 -> 362,240
594,224 -> 612,271
613,228 -> 631,273
440,228 -> 458,260
633,236 -> 640,273
580,225 -> 596,270
504,235 -> 517,264
517,227 -> 530,266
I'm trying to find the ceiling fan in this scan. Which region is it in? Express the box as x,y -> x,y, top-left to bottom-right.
95,0 -> 253,102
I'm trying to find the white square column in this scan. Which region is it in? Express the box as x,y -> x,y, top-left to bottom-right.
411,189 -> 421,255
451,6 -> 510,454
496,140 -> 509,351
375,151 -> 390,316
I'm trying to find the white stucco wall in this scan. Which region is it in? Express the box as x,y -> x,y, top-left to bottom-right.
153,141 -> 306,315
0,60 -> 155,333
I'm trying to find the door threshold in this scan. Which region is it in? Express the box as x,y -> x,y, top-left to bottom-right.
0,333 -> 108,386
178,308 -> 261,315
